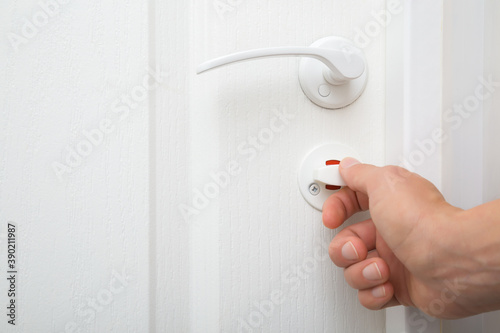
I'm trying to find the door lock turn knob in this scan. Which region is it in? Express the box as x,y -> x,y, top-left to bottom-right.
313,164 -> 346,187
298,143 -> 362,211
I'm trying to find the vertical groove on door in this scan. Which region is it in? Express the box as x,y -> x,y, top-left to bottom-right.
156,0 -> 191,331
148,0 -> 157,331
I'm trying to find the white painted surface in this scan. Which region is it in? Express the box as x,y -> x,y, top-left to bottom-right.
1,0 -> 397,332
0,0 -> 150,332
442,0 -> 485,210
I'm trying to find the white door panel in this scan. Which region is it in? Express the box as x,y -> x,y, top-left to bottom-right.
2,0 -> 394,332
160,0 -> 387,332
0,1 -> 149,332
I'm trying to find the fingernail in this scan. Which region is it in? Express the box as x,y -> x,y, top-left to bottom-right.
341,157 -> 360,169
341,241 -> 359,260
362,262 -> 382,280
372,285 -> 386,298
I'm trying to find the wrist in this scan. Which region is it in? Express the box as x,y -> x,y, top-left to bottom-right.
445,204 -> 500,313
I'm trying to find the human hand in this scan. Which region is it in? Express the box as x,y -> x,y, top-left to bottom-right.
323,158 -> 500,319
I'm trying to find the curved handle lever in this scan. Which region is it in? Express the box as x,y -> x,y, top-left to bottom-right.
195,36 -> 368,109
197,46 -> 365,84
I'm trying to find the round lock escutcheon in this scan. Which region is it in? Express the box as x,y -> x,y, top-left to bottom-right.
298,143 -> 362,211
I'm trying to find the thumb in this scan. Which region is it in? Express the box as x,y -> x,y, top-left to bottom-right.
339,157 -> 382,195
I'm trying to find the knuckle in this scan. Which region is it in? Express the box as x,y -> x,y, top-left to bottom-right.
382,165 -> 407,177
380,165 -> 413,190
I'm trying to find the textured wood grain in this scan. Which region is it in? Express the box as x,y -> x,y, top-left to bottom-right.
0,0 -> 149,331
154,0 -> 190,332
157,0 -> 387,332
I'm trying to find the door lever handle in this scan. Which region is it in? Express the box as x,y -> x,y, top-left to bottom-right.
196,36 -> 368,109
197,46 -> 364,84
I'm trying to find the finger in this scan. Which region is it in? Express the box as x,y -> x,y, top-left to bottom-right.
339,158 -> 431,203
338,157 -> 385,195
322,187 -> 369,229
339,158 -> 452,251
343,257 -> 390,290
357,282 -> 396,310
329,219 -> 376,267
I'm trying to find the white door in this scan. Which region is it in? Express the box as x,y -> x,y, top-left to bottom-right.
0,1 -> 150,332
0,0 -> 437,332
161,1 -> 389,332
